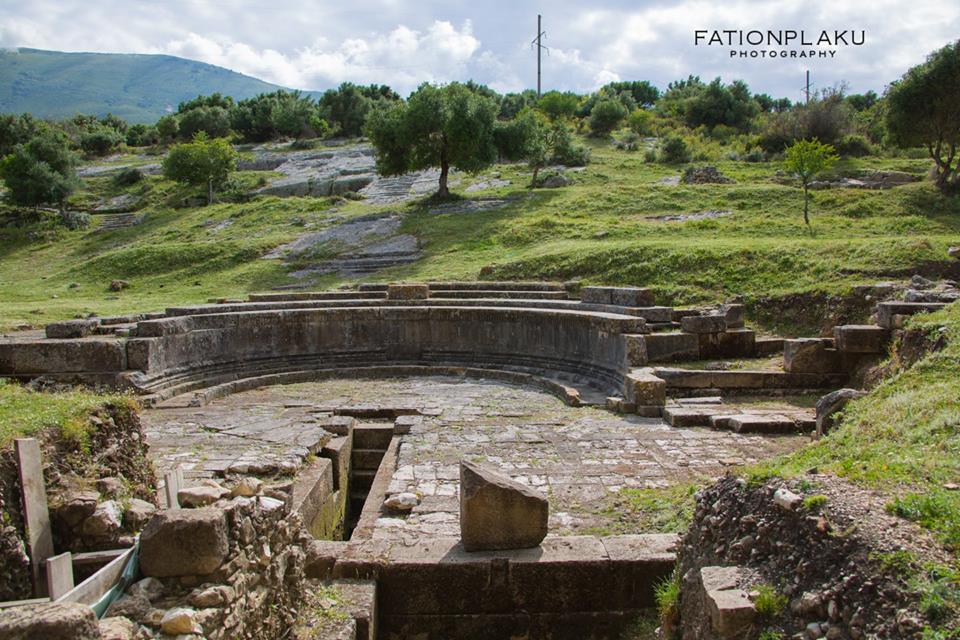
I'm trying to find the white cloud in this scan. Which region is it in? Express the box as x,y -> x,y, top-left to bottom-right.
1,0 -> 957,99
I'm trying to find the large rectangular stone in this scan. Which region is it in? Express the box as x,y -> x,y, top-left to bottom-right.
643,333 -> 699,362
876,301 -> 947,329
680,314 -> 727,334
728,414 -> 798,434
833,325 -> 890,354
623,334 -> 648,366
783,339 -> 841,373
697,329 -> 756,359
624,369 -> 666,407
609,287 -> 655,307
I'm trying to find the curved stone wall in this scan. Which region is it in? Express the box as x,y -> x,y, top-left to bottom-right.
1,305 -> 647,403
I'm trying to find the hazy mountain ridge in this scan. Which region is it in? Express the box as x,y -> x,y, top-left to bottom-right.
0,48 -> 323,123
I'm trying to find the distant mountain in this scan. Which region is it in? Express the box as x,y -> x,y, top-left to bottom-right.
0,48 -> 322,124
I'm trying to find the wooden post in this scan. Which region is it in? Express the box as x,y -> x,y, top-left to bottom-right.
45,552 -> 74,600
164,467 -> 184,509
15,438 -> 54,596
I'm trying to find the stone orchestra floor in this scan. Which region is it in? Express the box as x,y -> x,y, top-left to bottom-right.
142,376 -> 806,540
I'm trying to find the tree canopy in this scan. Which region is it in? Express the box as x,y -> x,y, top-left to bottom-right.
783,139 -> 838,226
162,133 -> 237,204
886,40 -> 960,194
366,82 -> 498,198
0,125 -> 79,209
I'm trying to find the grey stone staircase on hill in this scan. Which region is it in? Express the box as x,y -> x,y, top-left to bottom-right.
95,212 -> 144,232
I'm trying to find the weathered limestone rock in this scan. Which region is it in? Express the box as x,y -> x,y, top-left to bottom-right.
178,480 -> 231,507
459,460 -> 548,551
0,602 -> 101,639
698,329 -> 756,359
643,332 -> 699,361
783,339 -> 841,373
123,498 -> 157,530
231,477 -> 264,497
624,334 -> 649,365
99,615 -> 137,640
160,607 -> 202,634
55,490 -> 100,527
81,499 -> 123,536
384,492 -> 420,512
949,246 -> 960,260
140,509 -> 228,577
833,325 -> 890,354
816,388 -> 867,436
699,566 -> 756,639
45,318 -> 99,339
681,314 -> 727,334
580,286 -> 654,306
386,283 -> 429,300
773,487 -> 803,511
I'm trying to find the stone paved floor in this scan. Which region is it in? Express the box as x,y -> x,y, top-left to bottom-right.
142,376 -> 806,540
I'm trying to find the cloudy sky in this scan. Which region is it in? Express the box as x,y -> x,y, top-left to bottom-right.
1,0 -> 957,100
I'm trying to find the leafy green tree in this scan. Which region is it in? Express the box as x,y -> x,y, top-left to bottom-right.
602,81 -> 659,107
537,91 -> 580,121
627,109 -> 654,136
125,124 -> 160,147
177,93 -> 234,114
319,83 -> 398,137
366,82 -> 498,198
80,125 -> 124,157
178,106 -> 231,139
0,113 -> 38,157
271,91 -> 327,139
156,115 -> 180,144
782,139 -> 838,226
845,90 -> 879,112
589,99 -> 628,137
499,90 -> 538,119
684,78 -> 758,131
886,40 -> 960,194
0,125 -> 79,211
162,133 -> 238,204
99,113 -> 129,134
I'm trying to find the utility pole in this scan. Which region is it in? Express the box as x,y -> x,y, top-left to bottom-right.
805,69 -> 810,104
531,14 -> 547,97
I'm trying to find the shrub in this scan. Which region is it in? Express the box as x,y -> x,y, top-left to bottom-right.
537,91 -> 580,121
550,124 -> 591,166
113,167 -> 144,187
802,494 -> 829,510
59,210 -> 91,230
0,126 -> 79,209
125,124 -> 159,147
655,571 -> 681,629
627,109 -> 654,136
614,130 -> 641,151
659,136 -> 691,164
589,99 -> 628,137
835,135 -> 874,157
753,585 -> 788,618
643,148 -> 657,163
80,126 -> 124,157
178,106 -> 231,139
162,133 -> 238,204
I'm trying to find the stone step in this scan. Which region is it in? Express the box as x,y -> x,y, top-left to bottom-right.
352,424 -> 394,450
428,290 -> 568,300
663,405 -> 733,428
351,448 -> 386,471
727,414 -> 800,434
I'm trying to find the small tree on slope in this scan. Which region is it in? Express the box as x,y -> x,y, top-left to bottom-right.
162,133 -> 237,205
782,138 -> 838,227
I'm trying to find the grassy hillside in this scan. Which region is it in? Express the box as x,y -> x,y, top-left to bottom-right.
0,136 -> 958,331
0,48 -> 316,123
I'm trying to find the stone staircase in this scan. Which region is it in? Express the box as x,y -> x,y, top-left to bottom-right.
94,212 -> 144,232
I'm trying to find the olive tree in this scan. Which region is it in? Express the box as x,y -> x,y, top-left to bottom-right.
0,125 -> 79,211
162,133 -> 237,204
782,139 -> 838,226
886,40 -> 960,194
366,82 -> 498,199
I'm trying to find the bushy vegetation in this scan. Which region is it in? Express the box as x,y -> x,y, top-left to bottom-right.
162,133 -> 238,204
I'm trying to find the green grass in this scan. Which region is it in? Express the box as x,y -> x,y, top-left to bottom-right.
5,137 -> 956,331
753,584 -> 788,618
751,302 -> 960,555
0,378 -> 132,447
592,483 -> 699,535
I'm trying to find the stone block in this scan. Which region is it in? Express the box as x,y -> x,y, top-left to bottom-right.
643,332 -> 699,362
624,369 -> 666,407
623,334 -> 648,366
140,508 -> 228,577
719,303 -> 745,329
876,301 -> 947,329
783,339 -> 841,373
681,314 -> 727,334
0,603 -> 101,640
728,414 -> 797,434
45,318 -> 100,339
580,286 -> 612,304
754,337 -> 785,356
833,325 -> 890,354
460,460 -> 548,551
662,406 -> 717,428
816,388 -> 866,436
705,587 -> 756,638
949,246 -> 960,260
698,329 -> 756,359
609,287 -> 655,307
386,284 -> 429,300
